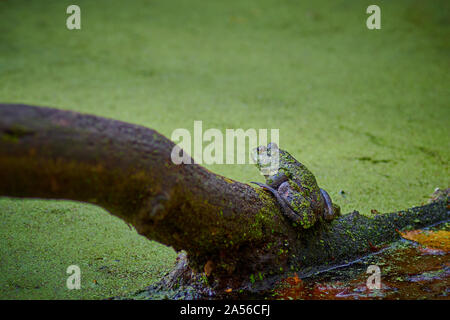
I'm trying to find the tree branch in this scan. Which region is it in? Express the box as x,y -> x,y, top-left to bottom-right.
0,104 -> 288,265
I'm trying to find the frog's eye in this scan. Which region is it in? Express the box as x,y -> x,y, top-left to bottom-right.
257,146 -> 267,154
267,142 -> 278,150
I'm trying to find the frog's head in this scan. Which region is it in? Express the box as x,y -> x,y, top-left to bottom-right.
252,142 -> 280,176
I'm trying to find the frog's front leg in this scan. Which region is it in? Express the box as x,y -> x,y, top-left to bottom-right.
265,170 -> 288,188
251,182 -> 300,223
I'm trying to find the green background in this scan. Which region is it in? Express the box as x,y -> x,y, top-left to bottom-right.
0,0 -> 448,299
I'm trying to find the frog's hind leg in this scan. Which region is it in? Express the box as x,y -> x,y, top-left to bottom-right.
250,182 -> 300,223
320,188 -> 339,221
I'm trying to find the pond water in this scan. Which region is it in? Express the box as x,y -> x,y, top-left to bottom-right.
273,222 -> 449,300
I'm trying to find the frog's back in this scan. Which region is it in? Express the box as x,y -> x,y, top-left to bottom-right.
279,150 -> 320,192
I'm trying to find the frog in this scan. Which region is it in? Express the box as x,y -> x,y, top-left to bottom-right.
251,143 -> 340,229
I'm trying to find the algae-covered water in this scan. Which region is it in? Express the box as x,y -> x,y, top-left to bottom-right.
0,0 -> 449,299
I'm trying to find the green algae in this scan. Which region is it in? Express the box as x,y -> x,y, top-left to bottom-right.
0,198 -> 177,299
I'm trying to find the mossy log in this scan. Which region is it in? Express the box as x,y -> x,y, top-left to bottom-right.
0,104 -> 448,299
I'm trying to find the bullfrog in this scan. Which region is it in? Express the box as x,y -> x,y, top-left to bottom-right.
251,143 -> 340,229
